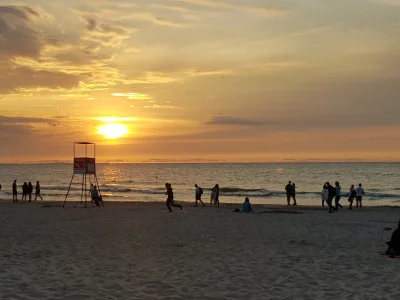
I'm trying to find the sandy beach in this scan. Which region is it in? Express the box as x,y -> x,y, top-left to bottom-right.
0,201 -> 399,300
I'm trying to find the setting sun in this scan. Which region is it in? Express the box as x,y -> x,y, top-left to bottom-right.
98,124 -> 129,139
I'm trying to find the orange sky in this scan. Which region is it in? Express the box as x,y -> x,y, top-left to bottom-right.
1,0 -> 400,162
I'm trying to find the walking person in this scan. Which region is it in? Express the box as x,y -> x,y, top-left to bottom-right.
292,182 -> 297,205
326,182 -> 336,213
348,184 -> 356,210
27,182 -> 33,202
21,182 -> 28,202
355,183 -> 365,208
34,181 -> 43,201
194,184 -> 205,207
165,183 -> 182,212
334,181 -> 344,211
12,180 -> 18,202
321,183 -> 329,208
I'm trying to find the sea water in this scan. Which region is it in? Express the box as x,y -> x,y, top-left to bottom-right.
0,163 -> 399,206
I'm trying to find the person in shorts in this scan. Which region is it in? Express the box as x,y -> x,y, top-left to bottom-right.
355,183 -> 365,208
12,180 -> 18,202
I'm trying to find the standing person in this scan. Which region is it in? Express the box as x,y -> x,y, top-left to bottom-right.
12,180 -> 18,202
21,182 -> 28,202
215,184 -> 220,207
285,181 -> 294,205
321,183 -> 329,208
291,182 -> 297,205
242,197 -> 254,213
194,184 -> 205,207
334,181 -> 343,211
210,185 -> 217,205
348,184 -> 356,210
34,181 -> 43,201
356,183 -> 365,208
326,182 -> 336,213
165,183 -> 182,212
27,182 -> 33,202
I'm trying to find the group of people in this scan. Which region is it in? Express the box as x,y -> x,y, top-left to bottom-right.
321,182 -> 365,213
194,184 -> 220,207
12,180 -> 42,202
89,184 -> 103,207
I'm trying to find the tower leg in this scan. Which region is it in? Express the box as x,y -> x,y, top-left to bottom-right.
81,174 -> 84,204
63,174 -> 75,208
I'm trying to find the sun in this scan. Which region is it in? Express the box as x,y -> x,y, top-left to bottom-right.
98,123 -> 129,139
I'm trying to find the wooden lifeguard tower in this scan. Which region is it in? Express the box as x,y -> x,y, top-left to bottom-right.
63,142 -> 103,208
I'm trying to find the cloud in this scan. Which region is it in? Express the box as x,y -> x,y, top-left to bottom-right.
168,0 -> 285,15
0,5 -> 40,21
0,115 -> 54,124
150,4 -> 191,13
111,93 -> 152,100
206,115 -> 270,126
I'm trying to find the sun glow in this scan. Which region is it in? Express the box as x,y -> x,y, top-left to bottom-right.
98,123 -> 129,139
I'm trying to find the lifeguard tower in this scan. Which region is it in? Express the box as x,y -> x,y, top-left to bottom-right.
63,142 -> 103,208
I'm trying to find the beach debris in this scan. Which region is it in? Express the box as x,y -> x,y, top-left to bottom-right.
384,227 -> 392,231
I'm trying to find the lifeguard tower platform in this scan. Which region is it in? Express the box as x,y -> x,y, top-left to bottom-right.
63,142 -> 103,208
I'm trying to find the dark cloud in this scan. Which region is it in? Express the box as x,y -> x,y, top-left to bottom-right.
0,6 -> 42,59
206,115 -> 274,126
0,5 -> 39,21
0,66 -> 80,94
0,115 -> 54,124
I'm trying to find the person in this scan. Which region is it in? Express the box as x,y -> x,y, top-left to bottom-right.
334,181 -> 343,211
385,220 -> 400,257
292,182 -> 297,205
12,180 -> 18,202
242,197 -> 254,213
214,184 -> 220,207
210,185 -> 217,205
321,183 -> 329,208
194,184 -> 204,207
285,181 -> 296,205
355,183 -> 365,208
326,182 -> 336,213
165,183 -> 182,212
348,184 -> 356,210
35,181 -> 43,201
21,182 -> 28,202
91,185 -> 101,207
27,182 -> 33,202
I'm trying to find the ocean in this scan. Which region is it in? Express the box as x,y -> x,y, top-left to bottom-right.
0,163 -> 399,206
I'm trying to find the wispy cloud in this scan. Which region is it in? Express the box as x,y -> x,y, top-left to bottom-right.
168,0 -> 285,15
111,93 -> 152,100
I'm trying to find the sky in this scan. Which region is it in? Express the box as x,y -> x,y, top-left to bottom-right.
1,0 -> 400,163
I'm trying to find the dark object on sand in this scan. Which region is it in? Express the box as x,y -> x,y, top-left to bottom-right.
233,209 -> 241,212
384,227 -> 393,231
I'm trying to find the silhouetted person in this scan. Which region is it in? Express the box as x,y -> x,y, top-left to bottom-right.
91,185 -> 101,207
285,181 -> 296,205
348,184 -> 356,210
356,183 -> 365,208
21,182 -> 28,202
35,181 -> 43,201
165,183 -> 182,212
194,184 -> 204,207
210,185 -> 217,205
242,197 -> 254,213
385,220 -> 400,257
27,182 -> 33,202
334,181 -> 343,211
12,180 -> 18,202
326,182 -> 336,213
214,184 -> 220,207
